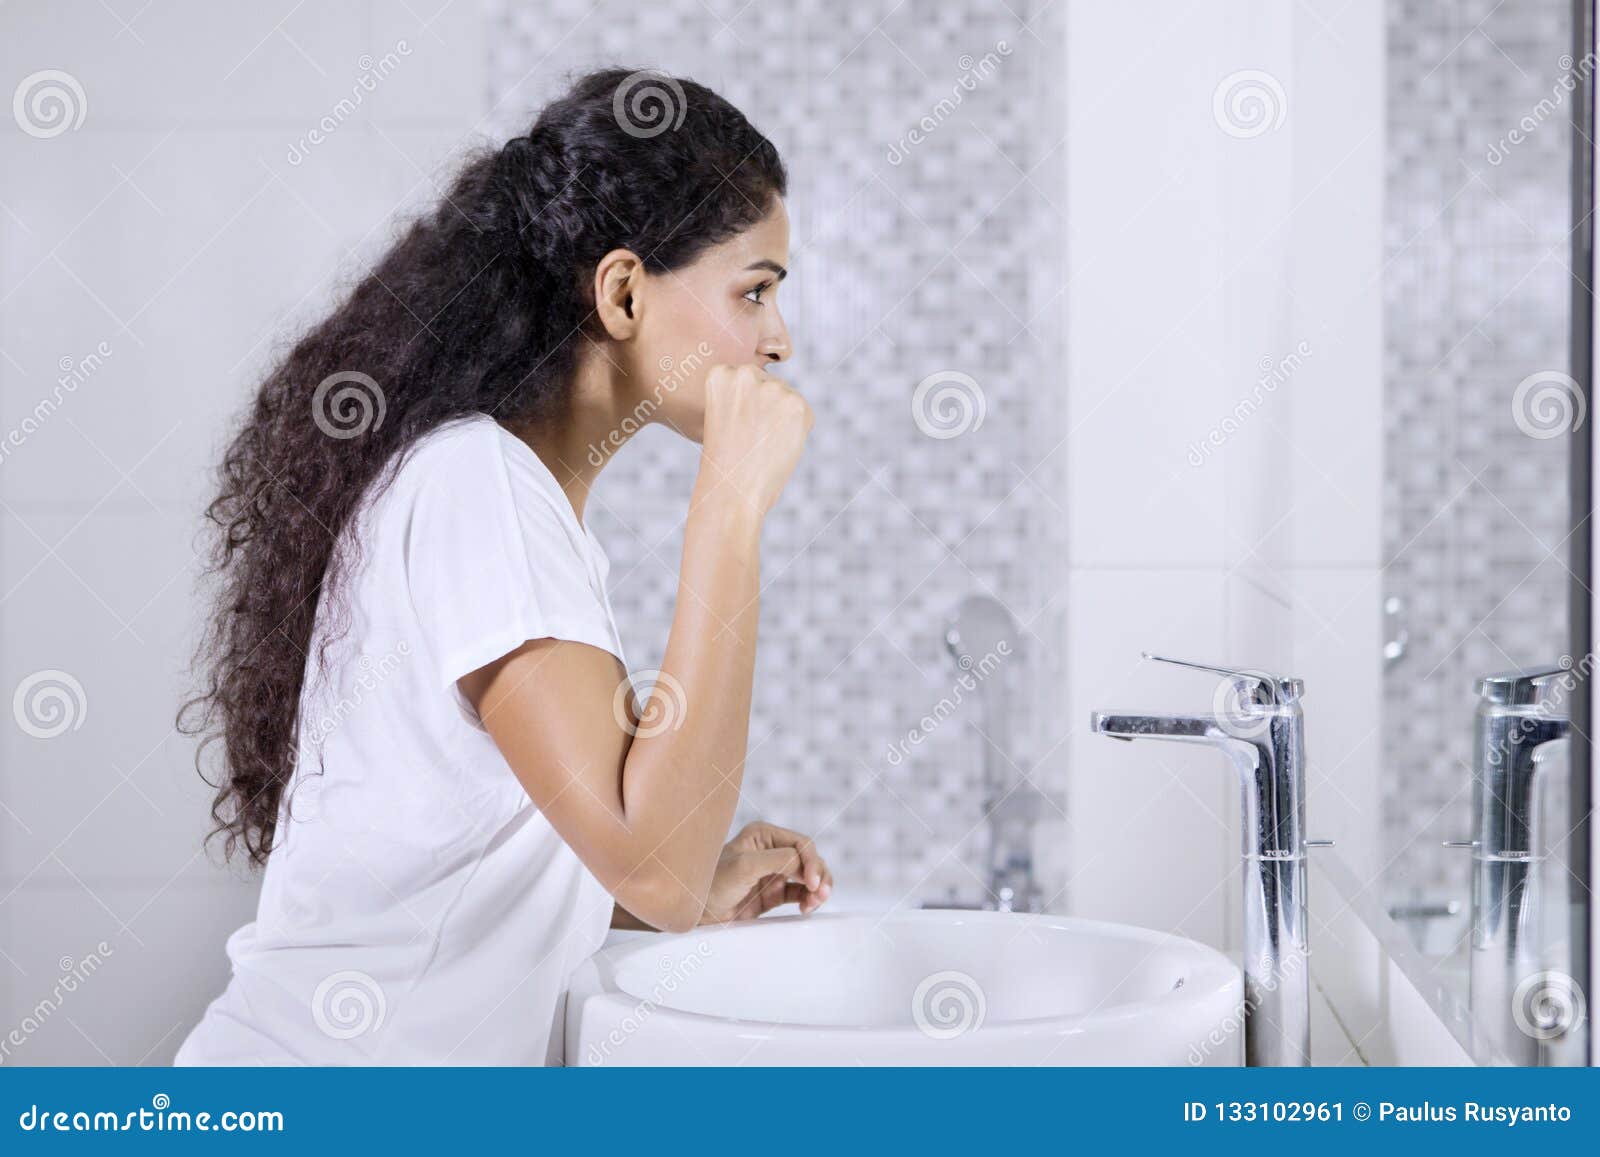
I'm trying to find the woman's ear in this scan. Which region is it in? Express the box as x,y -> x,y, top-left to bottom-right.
593,248 -> 644,340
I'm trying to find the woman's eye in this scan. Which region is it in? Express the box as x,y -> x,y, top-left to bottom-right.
743,281 -> 772,305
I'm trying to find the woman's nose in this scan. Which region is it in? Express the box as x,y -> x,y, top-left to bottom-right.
759,313 -> 792,363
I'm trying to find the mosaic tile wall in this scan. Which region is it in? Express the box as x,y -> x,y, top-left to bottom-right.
484,0 -> 1070,903
1381,0 -> 1576,910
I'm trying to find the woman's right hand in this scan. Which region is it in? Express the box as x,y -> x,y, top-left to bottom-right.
697,363 -> 813,518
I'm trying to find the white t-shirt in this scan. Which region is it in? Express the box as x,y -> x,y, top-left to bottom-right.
175,412 -> 629,1066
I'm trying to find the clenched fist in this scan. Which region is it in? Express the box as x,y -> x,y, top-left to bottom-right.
696,363 -> 813,519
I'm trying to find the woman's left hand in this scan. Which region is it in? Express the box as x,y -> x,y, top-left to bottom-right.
699,821 -> 833,925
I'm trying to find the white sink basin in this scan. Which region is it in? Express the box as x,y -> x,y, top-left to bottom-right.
565,909 -> 1243,1065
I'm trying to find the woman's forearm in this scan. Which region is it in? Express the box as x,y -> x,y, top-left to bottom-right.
614,476 -> 763,928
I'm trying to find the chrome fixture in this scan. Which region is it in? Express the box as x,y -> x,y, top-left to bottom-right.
1091,653 -> 1320,1067
931,594 -> 1040,913
1386,898 -> 1462,921
1382,595 -> 1408,666
1386,897 -> 1466,959
1446,666 -> 1575,1065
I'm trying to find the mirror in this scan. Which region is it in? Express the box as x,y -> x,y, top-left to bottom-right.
1375,0 -> 1591,1064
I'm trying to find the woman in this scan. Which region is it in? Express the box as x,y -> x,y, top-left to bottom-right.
174,68 -> 832,1066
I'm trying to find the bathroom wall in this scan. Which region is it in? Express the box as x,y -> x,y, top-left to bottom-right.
483,0 -> 1072,906
0,0 -> 486,1065
0,0 -> 1406,1067
1059,0 -> 1387,962
0,0 -> 1072,1064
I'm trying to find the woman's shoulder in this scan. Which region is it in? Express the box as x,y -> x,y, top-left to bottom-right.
402,411 -> 505,467
342,414 -> 501,539
385,414 -> 585,543
379,412 -> 523,497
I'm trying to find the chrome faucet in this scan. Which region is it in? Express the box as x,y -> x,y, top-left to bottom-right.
1091,653 -> 1316,1067
1447,666 -> 1576,1065
933,595 -> 1041,913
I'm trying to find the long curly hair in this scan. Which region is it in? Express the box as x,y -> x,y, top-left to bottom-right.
178,69 -> 787,867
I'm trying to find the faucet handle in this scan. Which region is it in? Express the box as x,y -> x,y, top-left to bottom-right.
1474,665 -> 1572,711
1141,652 -> 1304,706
